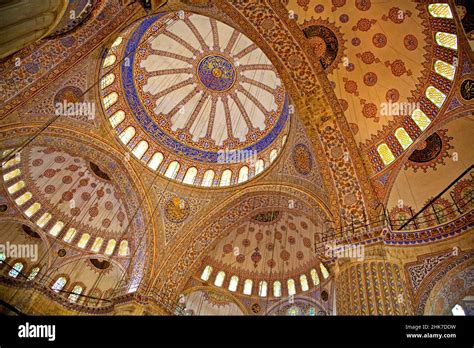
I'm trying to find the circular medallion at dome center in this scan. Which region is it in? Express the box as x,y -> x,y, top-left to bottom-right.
198,55 -> 236,92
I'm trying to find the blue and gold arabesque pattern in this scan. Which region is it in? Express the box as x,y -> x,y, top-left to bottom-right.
197,55 -> 236,92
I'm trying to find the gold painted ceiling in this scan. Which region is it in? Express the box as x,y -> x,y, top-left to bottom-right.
0,0 -> 472,317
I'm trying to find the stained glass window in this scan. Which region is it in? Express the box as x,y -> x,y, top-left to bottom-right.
164,161 -> 180,179
148,152 -> 164,170
91,237 -> 104,252
100,73 -> 115,89
119,126 -> 136,145
270,149 -> 278,163
287,278 -> 296,296
102,54 -> 116,68
202,169 -> 215,187
219,169 -> 232,186
0,251 -> 5,262
460,187 -> 474,209
394,128 -> 413,150
273,281 -> 282,297
451,304 -> 466,316
36,212 -> 52,228
118,240 -> 129,256
24,202 -> 41,217
434,60 -> 455,81
435,32 -> 457,50
308,307 -> 316,316
183,167 -> 198,185
63,228 -> 77,243
300,274 -> 309,292
2,153 -> 20,168
287,305 -> 300,316
68,285 -> 83,303
52,277 -> 67,292
426,86 -> 447,108
109,110 -> 125,128
214,271 -> 226,287
311,268 -> 320,286
428,3 -> 453,18
77,233 -> 91,249
111,36 -> 123,48
8,180 -> 25,194
27,267 -> 40,281
377,143 -> 395,165
320,263 -> 330,279
8,262 -> 23,278
15,192 -> 32,206
200,265 -> 213,281
49,221 -> 64,236
103,92 -> 118,109
132,140 -> 149,159
394,211 -> 409,227
243,279 -> 253,295
411,109 -> 431,131
228,275 -> 239,292
433,203 -> 448,223
258,281 -> 268,297
105,239 -> 116,255
255,159 -> 264,175
238,166 -> 248,183
3,168 -> 21,182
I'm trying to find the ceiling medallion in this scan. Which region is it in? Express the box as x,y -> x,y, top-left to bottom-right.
405,130 -> 453,173
251,303 -> 261,313
197,55 -> 236,92
460,79 -> 473,101
302,18 -> 346,74
164,197 -> 190,223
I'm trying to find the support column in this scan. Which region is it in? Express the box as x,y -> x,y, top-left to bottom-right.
334,247 -> 413,315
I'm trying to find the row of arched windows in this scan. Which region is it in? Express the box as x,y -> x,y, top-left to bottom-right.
0,255 -> 41,282
101,36 -> 123,70
376,3 -> 457,167
102,104 -> 285,186
49,277 -> 113,305
200,264 -> 329,297
50,277 -> 83,303
0,254 -> 112,305
2,151 -> 130,257
49,278 -> 81,303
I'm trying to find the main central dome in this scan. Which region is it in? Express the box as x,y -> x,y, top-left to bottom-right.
99,11 -> 289,187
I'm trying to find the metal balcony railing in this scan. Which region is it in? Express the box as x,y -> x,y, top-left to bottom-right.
314,165 -> 473,253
